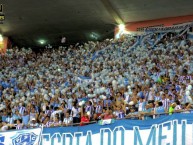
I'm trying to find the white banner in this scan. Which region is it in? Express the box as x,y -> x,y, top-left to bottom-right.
41,120 -> 192,145
0,127 -> 42,145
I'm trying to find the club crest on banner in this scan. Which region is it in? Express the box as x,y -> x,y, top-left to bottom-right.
12,132 -> 38,145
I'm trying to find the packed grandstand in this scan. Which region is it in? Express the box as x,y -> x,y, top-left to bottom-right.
0,30 -> 193,131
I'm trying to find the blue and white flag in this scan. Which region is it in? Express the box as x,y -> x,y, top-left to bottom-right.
124,78 -> 129,86
188,32 -> 193,41
98,119 -> 115,125
0,127 -> 42,145
77,76 -> 92,84
91,50 -> 103,61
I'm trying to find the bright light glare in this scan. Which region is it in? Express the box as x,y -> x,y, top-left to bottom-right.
39,40 -> 45,45
0,34 -> 3,42
118,24 -> 125,31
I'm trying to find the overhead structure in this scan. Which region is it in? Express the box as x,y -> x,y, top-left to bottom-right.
0,0 -> 193,47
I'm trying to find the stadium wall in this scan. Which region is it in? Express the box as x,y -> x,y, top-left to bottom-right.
115,15 -> 193,35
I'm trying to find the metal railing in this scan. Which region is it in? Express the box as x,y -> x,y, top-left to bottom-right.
2,109 -> 193,131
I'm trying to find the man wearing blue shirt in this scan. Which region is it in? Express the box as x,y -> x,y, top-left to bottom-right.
22,111 -> 30,126
154,101 -> 165,118
142,103 -> 153,120
12,110 -> 21,121
1,112 -> 7,122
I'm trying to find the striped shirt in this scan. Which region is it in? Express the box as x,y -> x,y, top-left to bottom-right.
19,107 -> 26,116
45,110 -> 51,116
45,121 -> 53,127
117,111 -> 125,119
162,99 -> 170,111
63,117 -> 73,124
138,101 -> 146,112
6,117 -> 14,124
85,105 -> 92,113
179,75 -> 192,83
29,123 -> 39,128
52,121 -> 62,127
16,124 -> 23,130
85,105 -> 93,115
154,96 -> 161,101
95,105 -> 102,114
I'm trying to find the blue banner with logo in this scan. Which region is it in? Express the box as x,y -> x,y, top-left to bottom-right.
0,127 -> 42,145
77,76 -> 92,84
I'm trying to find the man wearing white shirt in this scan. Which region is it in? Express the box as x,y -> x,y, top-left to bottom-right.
0,121 -> 7,132
63,111 -> 73,126
174,100 -> 182,111
50,107 -> 63,121
71,104 -> 81,124
28,118 -> 39,128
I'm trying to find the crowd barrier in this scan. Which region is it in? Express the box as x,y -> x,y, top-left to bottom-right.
1,112 -> 193,145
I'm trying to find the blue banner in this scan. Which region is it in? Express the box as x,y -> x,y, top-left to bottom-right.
1,114 -> 193,145
41,113 -> 193,145
77,76 -> 92,84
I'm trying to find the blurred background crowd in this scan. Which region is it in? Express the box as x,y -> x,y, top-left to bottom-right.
0,31 -> 193,131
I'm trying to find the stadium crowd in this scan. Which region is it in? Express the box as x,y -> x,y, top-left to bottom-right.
0,30 -> 193,131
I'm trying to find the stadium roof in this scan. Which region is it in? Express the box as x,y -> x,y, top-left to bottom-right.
1,0 -> 193,48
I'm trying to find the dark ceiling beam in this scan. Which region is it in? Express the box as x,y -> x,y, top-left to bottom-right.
101,0 -> 124,24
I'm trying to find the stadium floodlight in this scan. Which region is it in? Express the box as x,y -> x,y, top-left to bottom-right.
0,34 -> 3,42
90,32 -> 99,40
118,24 -> 125,31
39,39 -> 45,45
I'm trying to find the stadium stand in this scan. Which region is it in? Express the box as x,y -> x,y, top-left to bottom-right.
0,29 -> 193,131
